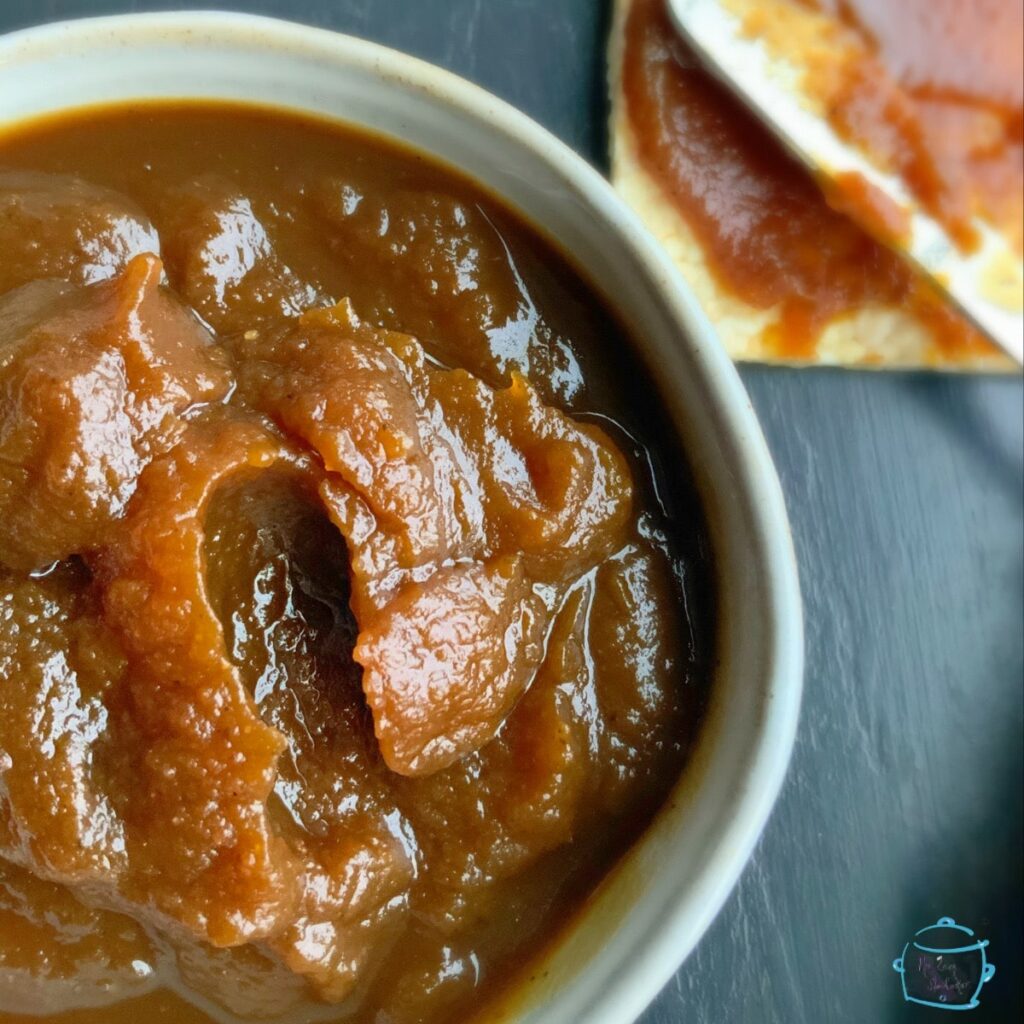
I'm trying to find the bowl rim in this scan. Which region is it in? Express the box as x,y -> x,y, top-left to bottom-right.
0,12 -> 804,1024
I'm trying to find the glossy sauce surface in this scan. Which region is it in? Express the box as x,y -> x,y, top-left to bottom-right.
621,0 -> 1002,360
0,104 -> 714,1023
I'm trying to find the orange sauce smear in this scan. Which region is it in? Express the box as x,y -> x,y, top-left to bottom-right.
621,0 -> 999,362
823,171 -> 911,249
783,0 -> 1023,253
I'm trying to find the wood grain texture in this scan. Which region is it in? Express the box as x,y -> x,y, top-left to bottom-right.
1,2 -> 1021,1021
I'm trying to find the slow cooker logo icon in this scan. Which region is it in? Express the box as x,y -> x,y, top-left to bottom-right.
893,917 -> 996,1010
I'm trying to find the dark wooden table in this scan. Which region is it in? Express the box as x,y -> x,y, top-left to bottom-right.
2,2 -> 1021,1021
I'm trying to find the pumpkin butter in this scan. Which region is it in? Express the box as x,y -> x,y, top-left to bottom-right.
616,0 -> 1020,365
0,104 -> 714,1023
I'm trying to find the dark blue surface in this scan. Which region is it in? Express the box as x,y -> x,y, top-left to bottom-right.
1,2 -> 1021,1021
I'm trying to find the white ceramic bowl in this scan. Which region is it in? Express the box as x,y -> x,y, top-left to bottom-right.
0,13 -> 803,1024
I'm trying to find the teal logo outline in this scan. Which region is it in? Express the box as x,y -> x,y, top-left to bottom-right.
892,917 -> 996,1011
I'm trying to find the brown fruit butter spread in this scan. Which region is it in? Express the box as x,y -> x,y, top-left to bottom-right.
0,104 -> 714,1023
621,0 -> 1017,361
